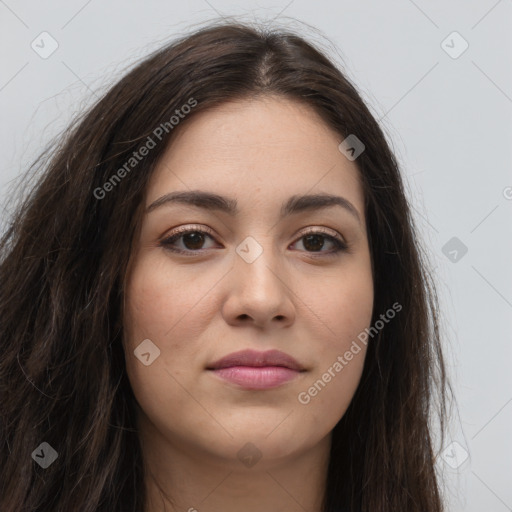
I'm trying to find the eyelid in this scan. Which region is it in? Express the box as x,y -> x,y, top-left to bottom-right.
159,224 -> 216,241
162,224 -> 345,242
297,226 -> 346,244
160,224 -> 348,255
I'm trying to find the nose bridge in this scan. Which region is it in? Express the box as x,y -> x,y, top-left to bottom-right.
223,232 -> 295,327
234,233 -> 284,293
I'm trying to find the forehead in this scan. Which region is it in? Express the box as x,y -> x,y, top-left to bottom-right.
146,96 -> 365,216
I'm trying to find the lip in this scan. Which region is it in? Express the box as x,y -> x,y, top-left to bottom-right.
206,349 -> 305,390
207,349 -> 304,371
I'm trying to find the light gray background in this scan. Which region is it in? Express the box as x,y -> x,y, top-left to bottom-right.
1,1 -> 511,510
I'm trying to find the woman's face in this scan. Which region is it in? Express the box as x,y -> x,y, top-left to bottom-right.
123,96 -> 374,468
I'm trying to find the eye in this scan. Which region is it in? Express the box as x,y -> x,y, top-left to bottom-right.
290,228 -> 348,257
159,226 -> 349,257
160,225 -> 218,254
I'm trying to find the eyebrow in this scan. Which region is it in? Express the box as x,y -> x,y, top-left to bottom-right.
146,190 -> 361,224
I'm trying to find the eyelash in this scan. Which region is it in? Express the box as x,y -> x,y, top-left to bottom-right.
159,225 -> 349,258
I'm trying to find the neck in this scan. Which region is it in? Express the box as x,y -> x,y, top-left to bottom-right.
139,414 -> 331,512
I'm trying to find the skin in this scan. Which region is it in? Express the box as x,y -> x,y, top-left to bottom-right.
123,96 -> 374,512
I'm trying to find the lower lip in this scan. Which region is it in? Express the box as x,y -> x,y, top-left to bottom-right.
209,366 -> 300,389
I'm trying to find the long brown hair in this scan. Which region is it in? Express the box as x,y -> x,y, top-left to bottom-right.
0,20 -> 452,512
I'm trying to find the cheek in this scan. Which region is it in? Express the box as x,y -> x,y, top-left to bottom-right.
124,253 -> 218,346
296,259 -> 374,349
296,351 -> 366,433
122,257 -> 212,440
292,260 -> 373,413
122,256 -> 204,396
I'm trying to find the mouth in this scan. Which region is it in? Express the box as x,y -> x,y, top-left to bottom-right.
206,349 -> 306,390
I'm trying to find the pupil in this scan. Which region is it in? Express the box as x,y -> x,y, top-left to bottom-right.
303,234 -> 324,252
180,233 -> 327,252
183,232 -> 204,250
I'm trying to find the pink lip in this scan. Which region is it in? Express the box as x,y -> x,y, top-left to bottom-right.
206,349 -> 305,390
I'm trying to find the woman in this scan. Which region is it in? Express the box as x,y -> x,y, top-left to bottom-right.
0,21 -> 452,512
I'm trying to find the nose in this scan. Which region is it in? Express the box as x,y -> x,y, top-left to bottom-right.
221,245 -> 296,329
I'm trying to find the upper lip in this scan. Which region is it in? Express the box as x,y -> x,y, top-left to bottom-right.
207,349 -> 305,371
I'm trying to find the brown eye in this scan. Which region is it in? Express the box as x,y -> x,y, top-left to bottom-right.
180,232 -> 207,250
302,234 -> 327,252
160,227 -> 218,254
160,226 -> 348,258
291,230 -> 348,257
